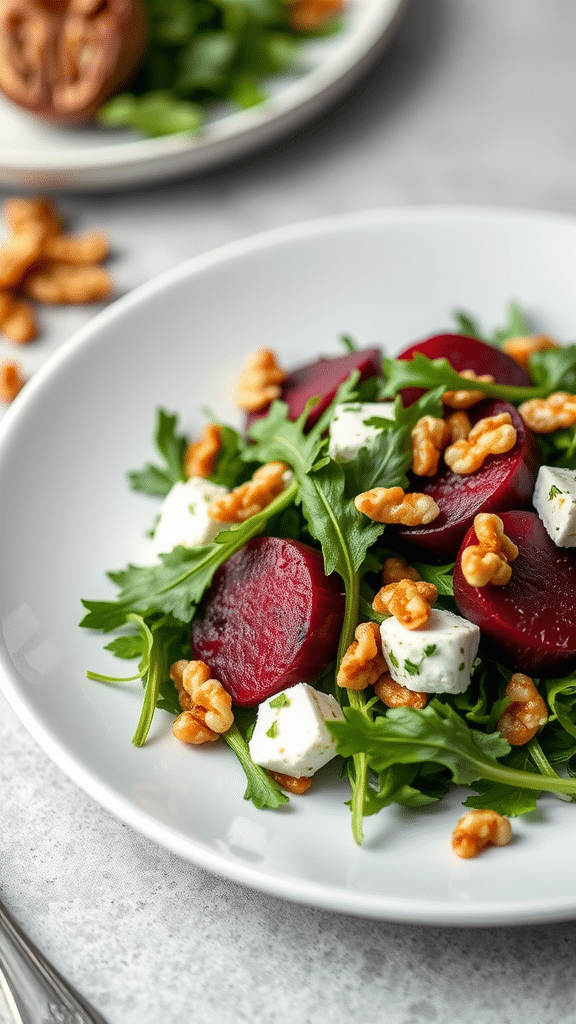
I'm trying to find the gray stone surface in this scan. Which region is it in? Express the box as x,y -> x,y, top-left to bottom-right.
2,2 -> 576,1021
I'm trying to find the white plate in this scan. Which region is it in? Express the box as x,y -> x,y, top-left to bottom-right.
1,206 -> 576,927
0,0 -> 406,191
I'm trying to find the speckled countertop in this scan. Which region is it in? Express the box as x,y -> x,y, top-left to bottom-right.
2,3 -> 576,1022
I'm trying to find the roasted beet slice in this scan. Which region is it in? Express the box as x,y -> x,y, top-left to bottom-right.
247,347 -> 382,431
454,511 -> 576,675
394,399 -> 540,560
397,333 -> 531,407
190,536 -> 345,706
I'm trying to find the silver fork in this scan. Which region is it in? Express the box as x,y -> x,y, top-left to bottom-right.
0,895 -> 108,1024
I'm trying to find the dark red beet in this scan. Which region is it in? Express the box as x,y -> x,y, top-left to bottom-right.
190,536 -> 345,706
394,399 -> 540,560
454,511 -> 576,676
397,333 -> 531,407
246,347 -> 382,431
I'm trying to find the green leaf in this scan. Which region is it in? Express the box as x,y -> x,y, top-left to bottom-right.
362,763 -> 438,816
224,724 -> 289,809
464,747 -> 539,816
340,389 -> 445,496
545,672 -> 576,740
380,352 -> 555,404
328,699 -> 576,798
453,302 -> 531,348
127,408 -> 188,497
105,480 -> 298,624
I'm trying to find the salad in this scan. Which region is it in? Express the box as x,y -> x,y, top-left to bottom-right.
81,302 -> 576,851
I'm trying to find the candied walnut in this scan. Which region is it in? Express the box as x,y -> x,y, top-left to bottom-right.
445,410 -> 472,443
1,296 -> 37,343
42,230 -> 110,265
411,415 -> 450,476
170,659 -> 233,745
3,196 -> 61,237
442,369 -> 495,409
451,809 -> 512,859
184,422 -> 222,479
497,673 -> 548,746
374,673 -> 428,709
234,348 -> 287,412
354,486 -> 440,526
381,555 -> 421,586
518,392 -> 576,433
460,512 -> 519,587
0,361 -> 24,402
0,222 -> 45,290
268,771 -> 312,794
22,261 -> 113,304
502,334 -> 559,370
372,579 -> 438,630
287,0 -> 343,31
444,412 -> 517,474
208,461 -> 289,523
337,621 -> 388,690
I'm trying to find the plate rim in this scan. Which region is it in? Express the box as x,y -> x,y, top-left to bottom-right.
2,202 -> 576,927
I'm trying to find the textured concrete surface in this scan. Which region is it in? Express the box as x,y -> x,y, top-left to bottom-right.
2,3 -> 576,1021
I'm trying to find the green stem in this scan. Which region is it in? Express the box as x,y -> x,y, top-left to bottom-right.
338,569 -> 372,845
473,751 -> 576,796
527,737 -> 574,802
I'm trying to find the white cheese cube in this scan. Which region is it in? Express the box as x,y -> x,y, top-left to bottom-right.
149,476 -> 233,558
380,608 -> 480,695
328,401 -> 395,462
248,683 -> 345,778
533,465 -> 576,547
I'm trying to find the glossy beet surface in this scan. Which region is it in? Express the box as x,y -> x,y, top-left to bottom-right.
247,347 -> 382,431
454,511 -> 576,676
394,399 -> 540,559
397,333 -> 531,407
190,536 -> 345,706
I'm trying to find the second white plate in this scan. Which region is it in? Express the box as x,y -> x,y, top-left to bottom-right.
0,0 -> 407,191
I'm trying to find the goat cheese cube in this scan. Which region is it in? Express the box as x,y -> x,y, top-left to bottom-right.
328,402 -> 395,462
248,683 -> 345,778
533,465 -> 576,547
380,608 -> 480,695
149,476 -> 232,558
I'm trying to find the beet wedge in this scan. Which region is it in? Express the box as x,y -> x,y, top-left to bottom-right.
247,347 -> 382,431
190,536 -> 345,706
397,333 -> 531,407
454,510 -> 576,676
394,399 -> 540,560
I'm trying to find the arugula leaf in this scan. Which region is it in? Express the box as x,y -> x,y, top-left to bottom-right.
528,344 -> 576,393
82,480 -> 298,628
463,747 -> 539,816
328,699 -> 576,799
380,350 -> 576,404
453,302 -> 531,348
411,561 -> 455,597
86,612 -> 190,744
545,672 -> 576,740
207,422 -> 253,488
341,388 -> 445,496
127,408 -> 187,497
224,723 -> 289,809
360,763 -> 438,816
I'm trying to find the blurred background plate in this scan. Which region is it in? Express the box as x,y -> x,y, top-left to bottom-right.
0,0 -> 407,192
